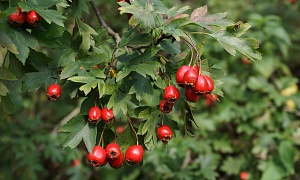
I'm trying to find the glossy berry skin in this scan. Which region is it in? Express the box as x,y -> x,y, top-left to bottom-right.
9,7 -> 26,26
47,84 -> 62,101
88,106 -> 102,123
106,143 -> 121,160
185,88 -> 200,102
204,76 -> 214,93
101,108 -> 115,123
164,86 -> 180,103
109,152 -> 124,169
193,75 -> 208,94
240,171 -> 249,180
26,10 -> 40,26
125,145 -> 144,165
175,65 -> 190,87
157,125 -> 173,143
87,146 -> 107,167
159,99 -> 173,113
183,68 -> 198,87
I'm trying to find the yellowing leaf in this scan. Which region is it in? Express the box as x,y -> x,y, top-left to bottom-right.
281,84 -> 298,97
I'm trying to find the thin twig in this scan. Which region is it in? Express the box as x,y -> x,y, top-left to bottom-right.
128,117 -> 139,145
51,106 -> 80,136
89,0 -> 121,44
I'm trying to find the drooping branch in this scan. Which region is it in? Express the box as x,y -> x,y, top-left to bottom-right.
89,0 -> 121,45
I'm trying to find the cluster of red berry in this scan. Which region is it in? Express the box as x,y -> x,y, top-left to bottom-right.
9,7 -> 40,27
176,65 -> 215,102
88,106 -> 115,124
87,143 -> 144,169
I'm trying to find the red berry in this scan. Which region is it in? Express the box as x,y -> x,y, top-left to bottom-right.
242,58 -> 251,65
101,108 -> 115,123
125,145 -> 144,165
71,159 -> 81,166
240,171 -> 249,180
88,106 -> 102,123
106,143 -> 121,160
204,76 -> 214,93
9,7 -> 26,26
164,85 -> 180,103
183,68 -> 198,87
193,75 -> 208,94
26,10 -> 40,26
109,152 -> 124,169
117,126 -> 124,134
157,125 -> 173,143
47,84 -> 62,101
87,146 -> 107,167
175,65 -> 190,87
185,88 -> 200,102
159,99 -> 173,113
290,0 -> 296,4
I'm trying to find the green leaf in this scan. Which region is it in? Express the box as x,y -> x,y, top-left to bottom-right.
166,6 -> 191,18
97,80 -> 106,98
159,25 -> 187,41
116,126 -> 137,151
117,61 -> 161,81
261,160 -> 286,180
76,19 -> 98,52
21,72 -> 50,92
60,61 -> 82,79
58,49 -> 78,67
0,67 -> 17,80
0,95 -> 14,114
190,5 -> 233,31
0,31 -> 18,54
129,74 -> 154,102
59,115 -> 97,153
278,141 -> 296,174
68,76 -> 99,95
160,39 -> 180,56
208,31 -> 262,61
0,81 -> 9,96
107,89 -> 128,117
221,156 -> 245,174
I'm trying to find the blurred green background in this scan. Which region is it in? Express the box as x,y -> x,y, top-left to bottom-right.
1,0 -> 300,179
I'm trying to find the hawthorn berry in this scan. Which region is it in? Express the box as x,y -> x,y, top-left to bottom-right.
204,93 -> 218,106
159,99 -> 173,113
157,125 -> 173,143
26,10 -> 40,26
204,76 -> 214,93
185,88 -> 200,102
101,108 -> 115,123
164,85 -> 180,103
125,145 -> 144,165
183,68 -> 198,87
71,159 -> 81,167
175,65 -> 190,87
9,7 -> 26,26
47,84 -> 62,101
117,126 -> 124,134
87,146 -> 107,167
88,106 -> 102,123
109,153 -> 124,169
193,75 -> 208,94
240,171 -> 249,180
106,143 -> 121,160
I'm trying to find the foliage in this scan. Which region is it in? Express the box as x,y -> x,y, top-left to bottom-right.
0,0 -> 300,179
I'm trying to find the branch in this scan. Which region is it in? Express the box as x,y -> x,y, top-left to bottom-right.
89,0 -> 121,45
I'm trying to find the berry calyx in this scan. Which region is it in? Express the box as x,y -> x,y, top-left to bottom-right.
109,152 -> 124,169
159,99 -> 173,113
163,85 -> 180,103
26,10 -> 40,26
106,143 -> 121,160
185,88 -> 200,102
193,75 -> 208,94
157,125 -> 173,143
88,106 -> 102,123
47,84 -> 62,101
175,65 -> 190,87
87,146 -> 107,167
9,7 -> 26,26
240,171 -> 249,180
125,145 -> 144,166
101,108 -> 115,123
183,68 -> 198,87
